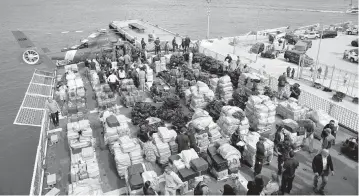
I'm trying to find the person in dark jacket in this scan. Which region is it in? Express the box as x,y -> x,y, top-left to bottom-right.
286,66 -> 291,77
277,73 -> 287,97
172,37 -> 178,52
323,120 -> 337,144
312,149 -> 334,195
290,83 -> 301,100
254,137 -> 266,176
276,137 -> 295,175
291,68 -> 295,79
141,38 -> 146,50
274,126 -> 285,147
194,181 -> 209,195
230,128 -> 245,155
143,181 -> 158,195
281,151 -> 299,194
154,37 -> 161,55
247,175 -> 264,195
222,184 -> 236,195
137,125 -> 150,143
225,54 -> 233,63
181,38 -> 186,52
184,36 -> 191,52
175,128 -> 190,153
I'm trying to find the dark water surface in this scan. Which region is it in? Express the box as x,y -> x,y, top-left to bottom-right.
0,0 -> 357,194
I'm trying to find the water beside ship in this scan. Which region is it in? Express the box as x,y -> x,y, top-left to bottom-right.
0,0 -> 357,194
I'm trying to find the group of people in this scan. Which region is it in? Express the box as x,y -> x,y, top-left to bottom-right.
140,36 -> 192,56
245,119 -> 337,195
278,72 -> 302,100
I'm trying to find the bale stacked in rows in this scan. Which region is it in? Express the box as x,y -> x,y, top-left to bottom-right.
184,81 -> 215,109
218,75 -> 234,104
242,131 -> 274,166
216,106 -> 249,136
276,98 -> 309,120
245,95 -> 276,131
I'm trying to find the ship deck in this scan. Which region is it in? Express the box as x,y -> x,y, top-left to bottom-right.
39,21 -> 358,195
41,64 -> 358,195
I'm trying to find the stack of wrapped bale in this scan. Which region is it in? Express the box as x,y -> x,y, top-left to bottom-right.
187,81 -> 215,109
209,77 -> 219,98
158,127 -> 178,154
245,95 -> 276,132
152,133 -> 171,164
70,146 -> 100,183
67,120 -> 93,149
181,148 -> 199,169
280,119 -> 305,148
104,115 -> 120,145
116,114 -> 131,137
276,98 -> 309,120
113,145 -> 131,177
242,132 -> 274,167
217,106 -> 249,137
190,109 -> 221,143
218,75 -> 234,103
189,109 -> 221,150
119,136 -> 138,153
238,73 -> 269,95
129,144 -> 144,165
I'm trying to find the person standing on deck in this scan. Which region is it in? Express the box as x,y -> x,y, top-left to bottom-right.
297,119 -> 316,153
312,149 -> 334,195
158,166 -> 184,196
45,98 -> 61,127
254,137 -> 266,176
172,37 -> 178,52
321,128 -> 335,150
107,71 -> 119,92
291,68 -> 295,79
124,53 -> 131,73
143,137 -> 159,163
223,59 -> 229,73
175,128 -> 190,153
281,151 -> 299,194
322,120 -> 338,145
184,36 -> 191,52
276,136 -> 294,175
286,66 -> 291,77
164,41 -> 170,55
118,67 -> 126,81
225,54 -> 233,63
138,66 -> 146,91
278,73 -> 287,98
154,37 -> 161,55
181,38 -> 185,52
141,38 -> 146,50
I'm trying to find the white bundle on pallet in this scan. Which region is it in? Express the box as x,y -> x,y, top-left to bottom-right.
114,149 -> 131,177
276,98 -> 308,120
245,95 -> 276,131
217,106 -> 248,136
158,127 -> 177,143
218,75 -> 234,103
78,120 -> 91,130
189,81 -> 215,109
130,146 -> 144,165
117,122 -> 130,137
119,136 -> 137,153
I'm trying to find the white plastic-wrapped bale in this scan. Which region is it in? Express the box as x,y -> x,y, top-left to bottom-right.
216,106 -> 248,136
276,98 -> 309,120
189,81 -> 214,109
218,75 -> 233,103
307,109 -> 339,137
245,95 -> 276,131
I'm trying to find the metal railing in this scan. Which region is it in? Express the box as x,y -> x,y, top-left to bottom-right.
29,110 -> 50,196
29,70 -> 56,196
198,46 -> 359,132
